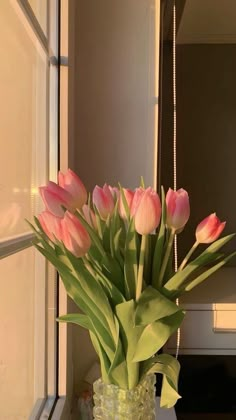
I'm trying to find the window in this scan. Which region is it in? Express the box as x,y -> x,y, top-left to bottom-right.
0,1 -> 59,418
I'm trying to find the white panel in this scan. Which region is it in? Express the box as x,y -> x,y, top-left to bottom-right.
167,308 -> 236,355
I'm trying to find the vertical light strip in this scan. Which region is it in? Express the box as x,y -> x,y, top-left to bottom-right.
153,0 -> 161,191
58,0 -> 69,398
172,0 -> 181,359
173,1 -> 177,270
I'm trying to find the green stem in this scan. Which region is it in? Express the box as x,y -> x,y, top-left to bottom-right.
136,235 -> 147,301
178,240 -> 199,271
159,229 -> 175,287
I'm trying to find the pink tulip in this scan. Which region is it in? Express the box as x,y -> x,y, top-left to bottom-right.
166,188 -> 190,232
108,186 -> 120,200
61,211 -> 91,257
118,188 -> 134,220
39,181 -> 74,217
130,188 -> 145,217
131,187 -> 161,235
82,204 -> 97,230
196,213 -> 226,244
38,211 -> 62,242
58,169 -> 87,209
92,184 -> 115,220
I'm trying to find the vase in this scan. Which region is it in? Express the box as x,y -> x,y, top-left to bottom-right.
93,373 -> 156,419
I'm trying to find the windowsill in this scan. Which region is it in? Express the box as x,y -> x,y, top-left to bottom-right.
51,397 -> 69,420
52,396 -> 177,420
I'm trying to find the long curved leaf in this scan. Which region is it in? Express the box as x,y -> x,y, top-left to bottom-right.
89,331 -> 110,384
132,310 -> 185,362
115,300 -> 143,388
184,250 -> 236,292
140,353 -> 181,408
108,317 -> 128,389
58,313 -> 92,330
135,286 -> 180,326
163,234 -> 235,294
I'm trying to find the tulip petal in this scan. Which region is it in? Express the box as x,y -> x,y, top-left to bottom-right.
39,184 -> 72,217
92,184 -> 114,220
59,169 -> 87,209
133,187 -> 161,235
196,213 -> 226,244
61,211 -> 91,257
166,188 -> 190,232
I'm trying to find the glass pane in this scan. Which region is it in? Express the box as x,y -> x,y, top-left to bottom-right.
0,248 -> 38,418
0,1 -> 48,240
28,0 -> 48,35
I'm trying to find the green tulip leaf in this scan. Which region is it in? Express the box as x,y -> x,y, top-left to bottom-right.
135,286 -> 180,326
160,375 -> 181,408
132,310 -> 185,362
115,300 -> 143,361
184,250 -> 236,292
89,331 -> 110,383
59,270 -> 116,361
62,250 -> 118,341
163,234 -> 235,295
35,243 -> 118,362
119,184 -> 130,221
58,313 -> 93,331
143,235 -> 152,286
141,353 -> 181,408
112,228 -> 124,266
94,269 -> 125,306
124,219 -> 139,300
101,253 -> 125,294
115,300 -> 143,389
75,210 -> 105,257
108,317 -> 128,389
152,186 -> 167,288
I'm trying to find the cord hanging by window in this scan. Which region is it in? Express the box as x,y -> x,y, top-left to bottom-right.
172,0 -> 181,359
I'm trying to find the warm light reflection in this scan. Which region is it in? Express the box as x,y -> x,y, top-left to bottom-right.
13,187 -> 38,195
31,187 -> 38,195
213,303 -> 236,332
13,187 -> 20,193
0,203 -> 21,238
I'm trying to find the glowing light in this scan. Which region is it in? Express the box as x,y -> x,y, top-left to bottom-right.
13,188 -> 20,193
31,187 -> 38,195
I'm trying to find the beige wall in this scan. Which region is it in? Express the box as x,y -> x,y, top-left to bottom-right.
73,0 -> 158,191
69,0 -> 160,393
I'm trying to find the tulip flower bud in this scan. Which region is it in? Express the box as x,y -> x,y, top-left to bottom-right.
92,184 -> 115,220
118,188 -> 134,220
38,211 -> 62,242
108,186 -> 120,200
166,188 -> 190,232
39,181 -> 74,217
82,204 -> 97,230
61,211 -> 91,257
131,187 -> 161,235
58,169 -> 87,209
196,213 -> 226,244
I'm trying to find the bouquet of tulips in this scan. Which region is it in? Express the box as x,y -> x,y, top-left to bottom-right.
29,169 -> 236,408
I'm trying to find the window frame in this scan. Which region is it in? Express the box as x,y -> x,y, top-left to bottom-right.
0,1 -> 60,418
